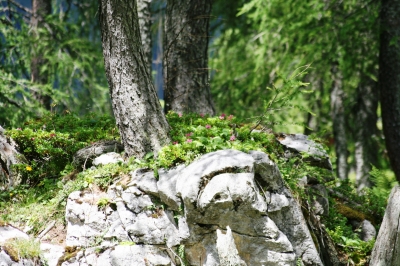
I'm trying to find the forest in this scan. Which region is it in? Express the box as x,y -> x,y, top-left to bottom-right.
0,0 -> 399,265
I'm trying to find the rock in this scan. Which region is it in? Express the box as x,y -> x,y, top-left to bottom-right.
59,247 -> 113,266
0,129 -> 25,187
197,173 -> 267,215
126,211 -> 180,247
0,250 -> 15,265
176,149 -> 254,210
63,149 -> 325,265
65,191 -> 110,247
40,243 -> 64,266
267,192 -> 290,213
92,152 -> 123,166
128,168 -> 158,196
0,225 -> 29,242
370,186 -> 400,265
110,245 -> 173,266
157,165 -> 185,210
277,133 -> 332,171
309,184 -> 329,217
249,150 -> 283,191
359,220 -> 376,242
268,187 -> 324,266
216,226 -> 246,266
72,140 -> 124,169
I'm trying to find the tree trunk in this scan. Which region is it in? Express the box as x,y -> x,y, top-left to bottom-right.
98,0 -> 170,159
330,63 -> 348,180
353,78 -> 379,191
137,0 -> 152,73
30,0 -> 51,110
369,186 -> 400,265
164,0 -> 215,115
379,0 -> 400,182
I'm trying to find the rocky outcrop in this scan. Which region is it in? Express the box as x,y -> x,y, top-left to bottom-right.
277,133 -> 332,171
62,149 -> 324,266
0,126 -> 24,188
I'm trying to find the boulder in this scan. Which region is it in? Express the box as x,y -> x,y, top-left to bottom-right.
63,149 -> 325,265
0,225 -> 29,242
277,133 -> 332,171
72,140 -> 124,169
92,152 -> 123,166
359,220 -> 376,242
40,243 -> 65,266
0,126 -> 25,187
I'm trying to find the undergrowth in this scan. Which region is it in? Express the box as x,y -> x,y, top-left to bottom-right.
0,112 -> 392,265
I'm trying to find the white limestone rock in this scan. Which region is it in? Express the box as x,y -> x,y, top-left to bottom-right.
92,152 -> 123,166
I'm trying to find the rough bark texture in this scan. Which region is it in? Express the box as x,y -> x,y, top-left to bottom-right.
379,0 -> 400,182
369,186 -> 400,265
330,63 -> 348,180
164,0 -> 215,115
302,200 -> 345,266
137,0 -> 152,73
353,79 -> 378,191
31,0 -> 52,110
98,0 -> 170,158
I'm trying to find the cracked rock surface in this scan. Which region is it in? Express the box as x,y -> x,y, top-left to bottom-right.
62,149 -> 323,266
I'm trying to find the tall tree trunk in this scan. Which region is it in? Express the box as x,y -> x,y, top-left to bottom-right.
164,0 -> 215,115
30,0 -> 51,110
353,78 -> 379,191
305,77 -> 323,135
330,63 -> 348,180
137,0 -> 152,73
98,0 -> 170,159
379,0 -> 400,182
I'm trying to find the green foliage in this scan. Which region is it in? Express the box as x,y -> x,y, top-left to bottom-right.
330,179 -> 386,222
5,113 -> 119,184
0,0 -> 110,127
77,163 -> 128,190
158,111 -> 283,168
119,241 -> 136,246
210,0 -> 386,179
97,197 -> 110,208
322,180 -> 387,265
327,223 -> 375,265
178,244 -> 187,266
369,165 -> 398,198
2,238 -> 42,262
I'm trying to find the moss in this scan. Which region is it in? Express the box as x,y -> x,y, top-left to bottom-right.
2,243 -> 20,262
56,246 -> 79,266
335,202 -> 376,225
2,237 -> 41,262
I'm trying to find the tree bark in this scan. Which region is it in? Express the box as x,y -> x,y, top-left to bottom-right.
164,0 -> 215,115
98,0 -> 170,159
137,0 -> 152,73
379,0 -> 400,182
330,63 -> 348,180
353,78 -> 379,191
30,0 -> 52,110
369,186 -> 400,265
